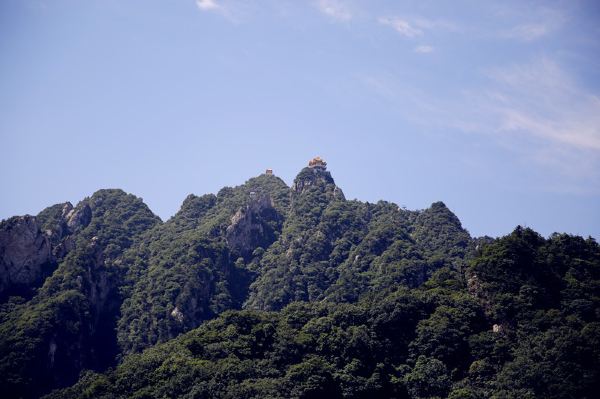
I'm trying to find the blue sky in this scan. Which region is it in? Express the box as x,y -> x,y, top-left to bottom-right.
1,0 -> 599,238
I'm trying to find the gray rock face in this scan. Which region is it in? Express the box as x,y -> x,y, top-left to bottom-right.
0,201 -> 91,298
0,216 -> 53,297
291,167 -> 345,200
66,203 -> 92,233
40,203 -> 73,244
226,195 -> 281,259
52,235 -> 75,260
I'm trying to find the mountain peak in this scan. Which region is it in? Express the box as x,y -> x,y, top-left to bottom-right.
291,157 -> 344,200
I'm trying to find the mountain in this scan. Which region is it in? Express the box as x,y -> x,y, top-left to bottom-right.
1,159 -> 599,399
0,190 -> 160,398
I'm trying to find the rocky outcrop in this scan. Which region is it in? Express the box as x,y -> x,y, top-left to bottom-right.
0,216 -> 54,298
38,202 -> 73,245
226,194 -> 282,259
0,201 -> 94,300
66,203 -> 92,233
292,167 -> 345,200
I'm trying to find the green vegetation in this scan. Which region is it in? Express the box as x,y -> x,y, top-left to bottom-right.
0,190 -> 160,399
44,229 -> 600,399
1,168 -> 598,398
117,175 -> 290,354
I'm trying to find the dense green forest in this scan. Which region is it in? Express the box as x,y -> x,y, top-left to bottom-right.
1,163 -> 598,398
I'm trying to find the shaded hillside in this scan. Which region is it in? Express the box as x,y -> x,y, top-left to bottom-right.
45,228 -> 600,399
0,190 -> 160,398
246,167 -> 471,311
1,160 -> 598,399
117,174 -> 290,354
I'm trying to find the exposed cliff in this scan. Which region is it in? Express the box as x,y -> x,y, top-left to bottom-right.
226,194 -> 282,260
0,190 -> 160,399
0,198 -> 100,302
0,216 -> 53,299
117,174 -> 290,355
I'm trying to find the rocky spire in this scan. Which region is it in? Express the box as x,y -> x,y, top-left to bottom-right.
291,157 -> 345,200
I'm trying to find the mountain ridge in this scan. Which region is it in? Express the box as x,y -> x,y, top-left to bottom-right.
1,160 -> 598,399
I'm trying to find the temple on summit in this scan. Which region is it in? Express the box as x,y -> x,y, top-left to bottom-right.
308,156 -> 327,169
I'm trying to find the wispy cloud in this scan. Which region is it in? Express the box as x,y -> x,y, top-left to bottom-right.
360,58 -> 600,188
361,60 -> 600,150
378,17 -> 422,37
503,23 -> 553,41
415,45 -> 434,54
411,17 -> 459,32
315,0 -> 352,21
379,15 -> 458,39
499,7 -> 565,41
485,59 -> 600,151
464,59 -> 600,187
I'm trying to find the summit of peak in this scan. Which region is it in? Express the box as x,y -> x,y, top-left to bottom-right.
291,159 -> 344,201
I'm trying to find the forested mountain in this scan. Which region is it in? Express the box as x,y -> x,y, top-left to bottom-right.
1,160 -> 598,399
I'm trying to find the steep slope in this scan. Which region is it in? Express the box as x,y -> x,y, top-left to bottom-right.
0,201 -> 95,301
245,166 -> 347,310
4,159 -> 597,399
0,215 -> 54,300
117,174 -> 290,354
246,165 -> 472,310
0,190 -> 160,399
44,228 -> 600,399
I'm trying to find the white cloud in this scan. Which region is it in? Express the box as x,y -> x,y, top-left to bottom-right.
378,17 -> 422,37
315,0 -> 352,21
415,45 -> 434,53
194,0 -> 243,22
196,0 -> 219,11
